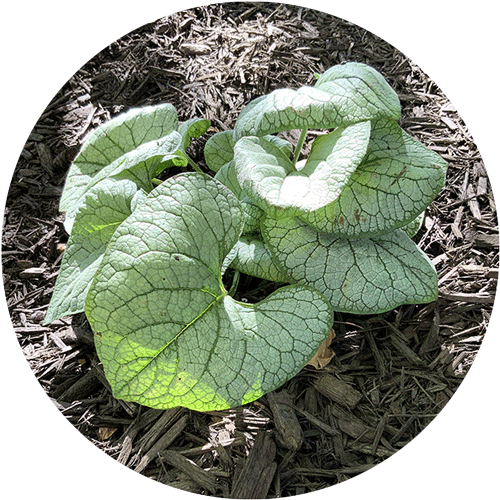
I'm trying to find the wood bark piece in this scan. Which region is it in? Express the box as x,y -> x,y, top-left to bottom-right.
267,391 -> 303,450
180,434 -> 246,459
57,367 -> 101,402
293,405 -> 341,437
440,290 -> 495,304
390,333 -> 426,366
230,432 -> 277,499
366,331 -> 387,378
137,407 -> 185,452
160,449 -> 219,495
328,403 -> 376,442
134,413 -> 188,473
313,373 -> 363,409
474,233 -> 499,248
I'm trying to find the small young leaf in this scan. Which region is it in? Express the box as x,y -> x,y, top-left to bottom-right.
213,161 -> 265,235
204,130 -> 235,173
234,121 -> 371,219
228,235 -> 291,283
300,118 -> 448,237
205,130 -> 293,174
60,103 -> 179,212
233,62 -> 400,140
85,173 -> 333,411
262,215 -> 438,315
177,117 -> 211,151
214,160 -> 242,197
401,211 -> 426,239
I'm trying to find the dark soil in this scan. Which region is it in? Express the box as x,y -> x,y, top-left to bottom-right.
2,2 -> 497,497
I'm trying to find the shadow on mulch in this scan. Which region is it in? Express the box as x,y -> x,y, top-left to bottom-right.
2,2 -> 497,497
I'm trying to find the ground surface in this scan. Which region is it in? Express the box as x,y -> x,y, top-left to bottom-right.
2,2 -> 497,497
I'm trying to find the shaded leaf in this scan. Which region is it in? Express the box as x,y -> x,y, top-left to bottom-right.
45,179 -> 139,323
60,103 -> 178,212
229,235 -> 291,283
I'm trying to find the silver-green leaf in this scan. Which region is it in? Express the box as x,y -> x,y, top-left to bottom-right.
234,121 -> 371,219
300,118 -> 448,237
228,235 -> 291,283
262,215 -> 438,314
63,131 -> 185,234
45,179 -> 139,323
233,62 -> 400,140
60,103 -> 179,212
85,173 -> 333,411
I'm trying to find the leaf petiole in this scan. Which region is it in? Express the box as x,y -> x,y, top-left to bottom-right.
292,128 -> 308,165
185,153 -> 204,173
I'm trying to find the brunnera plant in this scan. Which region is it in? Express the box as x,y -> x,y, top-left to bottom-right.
44,62 -> 447,411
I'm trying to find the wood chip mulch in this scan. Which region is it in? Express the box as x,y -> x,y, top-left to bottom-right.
2,3 -> 497,497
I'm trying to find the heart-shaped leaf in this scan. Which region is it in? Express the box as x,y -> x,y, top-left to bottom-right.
63,131 -> 186,234
204,130 -> 236,173
300,118 -> 448,237
60,103 -> 179,212
234,121 -> 371,219
45,179 -> 140,323
233,62 -> 400,140
85,173 -> 333,411
262,215 -> 438,314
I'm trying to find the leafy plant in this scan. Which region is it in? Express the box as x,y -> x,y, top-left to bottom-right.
45,62 -> 447,411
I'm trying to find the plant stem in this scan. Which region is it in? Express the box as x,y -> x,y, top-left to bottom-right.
292,129 -> 308,165
185,153 -> 204,173
228,270 -> 240,296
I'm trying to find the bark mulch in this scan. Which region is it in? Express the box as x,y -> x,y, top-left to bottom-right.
2,3 -> 497,497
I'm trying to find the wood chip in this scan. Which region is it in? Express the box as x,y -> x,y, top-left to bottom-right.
440,290 -> 495,304
19,267 -> 45,278
267,391 -> 303,450
230,432 -> 277,499
441,115 -> 458,130
135,413 -> 188,473
474,233 -> 499,248
160,449 -> 219,494
313,373 -> 363,409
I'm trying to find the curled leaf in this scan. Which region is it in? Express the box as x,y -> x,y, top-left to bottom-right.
233,62 -> 400,140
301,118 -> 448,237
60,103 -> 179,212
63,131 -> 185,233
234,121 -> 371,218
